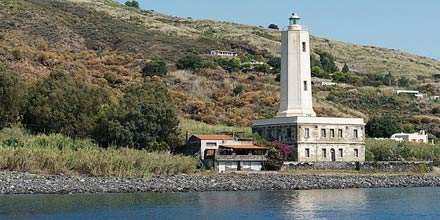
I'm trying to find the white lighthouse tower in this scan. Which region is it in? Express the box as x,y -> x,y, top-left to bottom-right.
253,12 -> 365,163
277,13 -> 316,117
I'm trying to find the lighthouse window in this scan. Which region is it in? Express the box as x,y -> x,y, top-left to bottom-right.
304,81 -> 308,91
302,42 -> 306,52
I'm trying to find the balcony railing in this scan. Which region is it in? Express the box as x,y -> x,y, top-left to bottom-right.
216,155 -> 267,161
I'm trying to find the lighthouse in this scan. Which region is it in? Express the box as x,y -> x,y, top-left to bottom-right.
277,13 -> 316,117
253,13 -> 365,163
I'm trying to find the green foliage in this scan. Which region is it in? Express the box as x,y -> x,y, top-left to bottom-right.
93,81 -> 180,149
176,55 -> 217,70
0,127 -> 197,177
366,139 -> 440,162
319,51 -> 339,73
311,66 -> 330,79
342,63 -> 350,73
124,0 -> 140,8
0,65 -> 23,129
254,63 -> 271,73
233,84 -> 245,95
398,76 -> 410,87
268,24 -> 279,30
275,73 -> 280,82
217,58 -> 241,72
141,58 -> 168,77
24,71 -> 110,138
267,57 -> 281,73
361,73 -> 396,87
366,115 -> 400,138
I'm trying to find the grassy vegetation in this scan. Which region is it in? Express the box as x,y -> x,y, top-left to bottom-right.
0,127 -> 198,177
366,139 -> 440,164
180,118 -> 251,136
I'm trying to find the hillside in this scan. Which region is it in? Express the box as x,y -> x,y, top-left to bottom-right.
1,0 -> 440,136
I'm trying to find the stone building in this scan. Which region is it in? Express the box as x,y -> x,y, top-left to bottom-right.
185,134 -> 268,171
252,13 -> 365,162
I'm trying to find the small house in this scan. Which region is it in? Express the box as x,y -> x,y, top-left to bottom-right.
185,134 -> 236,169
390,130 -> 429,144
210,50 -> 238,57
216,145 -> 268,172
185,134 -> 268,171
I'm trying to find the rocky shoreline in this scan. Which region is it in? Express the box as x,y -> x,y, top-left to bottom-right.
1,172 -> 440,194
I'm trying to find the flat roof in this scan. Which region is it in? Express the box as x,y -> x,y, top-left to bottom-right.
220,145 -> 269,150
192,134 -> 234,140
253,116 -> 364,126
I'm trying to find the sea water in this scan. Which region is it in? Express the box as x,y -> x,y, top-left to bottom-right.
0,187 -> 439,220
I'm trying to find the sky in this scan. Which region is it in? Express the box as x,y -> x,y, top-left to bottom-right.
116,0 -> 440,60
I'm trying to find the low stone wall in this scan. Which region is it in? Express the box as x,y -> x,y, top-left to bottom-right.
282,161 -> 433,173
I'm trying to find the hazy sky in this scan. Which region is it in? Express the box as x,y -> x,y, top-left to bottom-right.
116,0 -> 439,60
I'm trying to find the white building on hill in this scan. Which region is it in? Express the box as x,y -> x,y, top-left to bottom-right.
391,130 -> 429,144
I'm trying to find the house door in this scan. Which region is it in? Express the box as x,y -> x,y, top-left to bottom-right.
331,149 -> 336,162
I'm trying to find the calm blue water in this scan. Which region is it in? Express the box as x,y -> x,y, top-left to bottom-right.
0,187 -> 439,220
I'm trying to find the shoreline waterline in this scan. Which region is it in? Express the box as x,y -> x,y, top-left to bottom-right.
1,171 -> 440,194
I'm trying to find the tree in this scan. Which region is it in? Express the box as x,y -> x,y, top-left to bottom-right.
268,24 -> 279,30
141,58 -> 168,77
217,58 -> 241,72
311,66 -> 325,78
0,65 -> 23,129
24,71 -> 110,138
366,116 -> 400,138
267,57 -> 281,73
254,63 -> 271,73
93,81 -> 180,150
319,51 -> 338,73
176,55 -> 203,70
342,63 -> 350,73
125,0 -> 140,8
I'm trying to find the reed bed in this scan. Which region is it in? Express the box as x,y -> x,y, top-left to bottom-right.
0,127 -> 198,177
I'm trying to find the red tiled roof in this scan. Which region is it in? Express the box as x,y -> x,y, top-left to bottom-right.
220,145 -> 269,150
192,134 -> 234,140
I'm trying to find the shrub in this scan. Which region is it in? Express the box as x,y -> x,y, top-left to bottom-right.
366,115 -> 400,138
93,81 -> 180,149
176,55 -> 203,70
141,58 -> 168,77
124,0 -> 140,8
268,24 -> 279,30
24,71 -> 110,138
233,84 -> 244,95
217,58 -> 241,72
254,63 -> 271,73
0,65 -> 23,129
267,57 -> 281,73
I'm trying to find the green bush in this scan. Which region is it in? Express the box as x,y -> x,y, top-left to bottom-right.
366,115 -> 400,138
0,65 -> 24,129
141,58 -> 168,77
24,71 -> 110,138
124,0 -> 140,8
233,84 -> 245,95
366,139 -> 440,162
93,81 -> 180,149
217,58 -> 241,72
